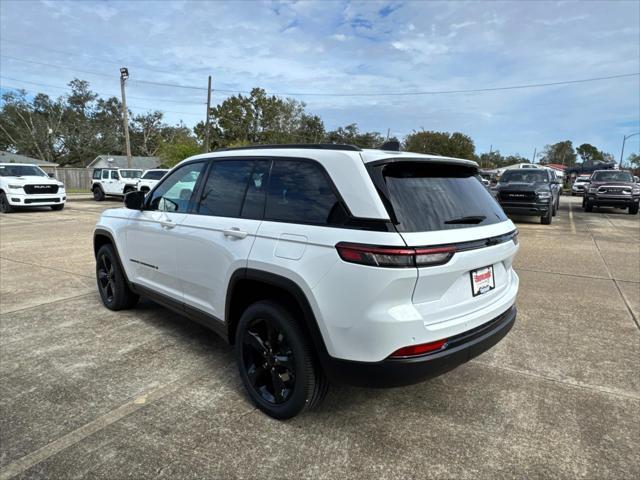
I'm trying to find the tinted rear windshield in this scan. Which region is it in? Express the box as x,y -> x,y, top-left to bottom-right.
591,171 -> 633,182
378,162 -> 507,232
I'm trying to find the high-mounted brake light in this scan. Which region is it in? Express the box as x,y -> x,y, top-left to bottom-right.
335,243 -> 455,268
389,339 -> 448,358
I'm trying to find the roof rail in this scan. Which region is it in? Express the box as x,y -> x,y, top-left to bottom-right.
215,143 -> 362,152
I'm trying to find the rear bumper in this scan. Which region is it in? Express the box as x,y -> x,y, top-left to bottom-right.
322,305 -> 516,387
586,195 -> 639,207
499,202 -> 549,215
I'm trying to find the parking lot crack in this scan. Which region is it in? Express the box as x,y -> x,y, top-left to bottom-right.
0,373 -> 205,480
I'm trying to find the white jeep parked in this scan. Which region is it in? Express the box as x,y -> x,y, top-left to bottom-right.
0,163 -> 66,213
136,169 -> 169,193
93,144 -> 519,418
91,168 -> 143,201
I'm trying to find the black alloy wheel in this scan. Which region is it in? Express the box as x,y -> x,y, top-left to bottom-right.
0,192 -> 13,213
235,301 -> 328,419
97,253 -> 116,304
95,244 -> 138,310
242,317 -> 296,405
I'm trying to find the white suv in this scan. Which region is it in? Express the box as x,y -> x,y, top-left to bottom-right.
91,168 -> 143,201
0,163 -> 66,213
93,144 -> 519,418
136,169 -> 168,193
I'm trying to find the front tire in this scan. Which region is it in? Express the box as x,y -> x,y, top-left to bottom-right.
96,244 -> 138,310
630,204 -> 639,215
585,201 -> 594,212
0,192 -> 14,213
235,301 -> 328,419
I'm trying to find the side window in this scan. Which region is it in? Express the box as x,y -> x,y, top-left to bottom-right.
198,160 -> 255,217
147,162 -> 206,213
93,169 -> 102,180
111,171 -> 120,180
265,160 -> 347,225
241,160 -> 270,219
102,170 -> 109,180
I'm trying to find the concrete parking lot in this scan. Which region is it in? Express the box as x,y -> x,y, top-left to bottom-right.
1,195 -> 638,479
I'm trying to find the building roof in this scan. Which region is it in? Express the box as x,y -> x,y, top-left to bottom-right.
86,155 -> 161,170
0,151 -> 59,167
545,163 -> 567,171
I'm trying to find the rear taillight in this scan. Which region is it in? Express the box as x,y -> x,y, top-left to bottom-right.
389,339 -> 448,358
335,243 -> 455,268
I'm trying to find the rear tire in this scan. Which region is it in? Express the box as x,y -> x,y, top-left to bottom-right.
630,204 -> 639,215
0,192 -> 14,213
96,244 -> 138,310
235,301 -> 328,419
552,200 -> 558,217
51,204 -> 64,211
93,186 -> 105,201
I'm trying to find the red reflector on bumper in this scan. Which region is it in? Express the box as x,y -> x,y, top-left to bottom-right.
389,339 -> 448,358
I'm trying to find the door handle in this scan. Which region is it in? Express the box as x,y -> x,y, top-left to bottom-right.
160,218 -> 175,229
223,227 -> 248,239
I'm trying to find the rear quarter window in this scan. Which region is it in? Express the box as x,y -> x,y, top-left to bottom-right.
376,162 -> 507,232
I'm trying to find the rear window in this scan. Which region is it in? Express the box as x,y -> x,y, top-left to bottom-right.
379,162 -> 507,232
142,170 -> 167,180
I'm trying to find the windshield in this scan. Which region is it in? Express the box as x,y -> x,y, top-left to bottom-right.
142,170 -> 167,180
378,162 -> 507,232
576,178 -> 590,183
0,164 -> 48,177
591,171 -> 633,182
500,170 -> 548,184
120,170 -> 142,179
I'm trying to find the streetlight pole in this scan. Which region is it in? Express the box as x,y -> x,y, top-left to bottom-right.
120,67 -> 132,169
620,131 -> 640,168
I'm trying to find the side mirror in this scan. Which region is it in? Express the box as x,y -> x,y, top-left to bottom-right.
124,190 -> 145,210
48,172 -> 56,178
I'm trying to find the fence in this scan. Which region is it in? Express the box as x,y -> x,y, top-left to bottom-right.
42,167 -> 93,191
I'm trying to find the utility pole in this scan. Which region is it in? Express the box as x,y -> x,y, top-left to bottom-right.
532,147 -> 537,164
386,128 -> 390,141
620,131 -> 640,167
204,76 -> 212,152
119,67 -> 132,169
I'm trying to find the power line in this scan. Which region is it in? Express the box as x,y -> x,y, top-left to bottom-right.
0,75 -> 205,105
1,54 -> 638,97
0,37 -> 182,76
0,83 -> 203,116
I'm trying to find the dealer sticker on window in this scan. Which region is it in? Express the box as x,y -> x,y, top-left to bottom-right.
471,265 -> 495,297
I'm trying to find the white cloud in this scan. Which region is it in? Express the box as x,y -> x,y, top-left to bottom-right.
0,0 -> 637,156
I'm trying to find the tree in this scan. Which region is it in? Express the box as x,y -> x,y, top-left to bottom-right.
157,133 -> 200,167
403,130 -> 475,159
324,123 -> 384,148
196,88 -> 325,149
0,79 -> 200,166
627,153 -> 640,169
576,143 -> 603,164
539,141 -> 577,167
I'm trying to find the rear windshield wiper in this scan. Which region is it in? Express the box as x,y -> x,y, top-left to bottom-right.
444,215 -> 486,225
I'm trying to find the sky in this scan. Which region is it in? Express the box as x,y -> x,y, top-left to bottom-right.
0,0 -> 639,160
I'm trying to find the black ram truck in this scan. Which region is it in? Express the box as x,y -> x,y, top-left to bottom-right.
495,168 -> 560,225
